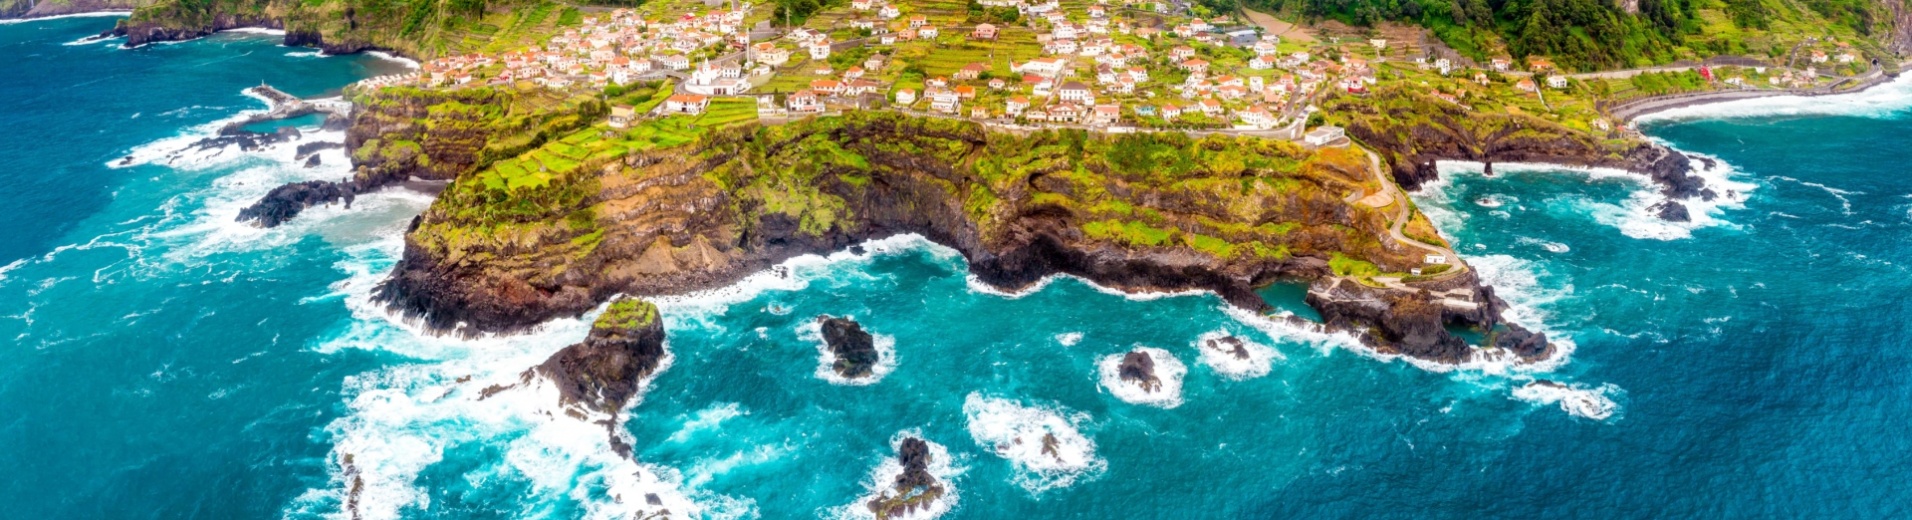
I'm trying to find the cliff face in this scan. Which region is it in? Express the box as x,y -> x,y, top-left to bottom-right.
375,112 -> 1533,365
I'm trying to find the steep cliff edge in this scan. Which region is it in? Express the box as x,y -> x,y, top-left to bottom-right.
375,112 -> 1543,364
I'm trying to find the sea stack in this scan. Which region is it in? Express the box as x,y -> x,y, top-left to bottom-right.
818,315 -> 880,379
528,297 -> 668,456
866,437 -> 947,520
1118,350 -> 1162,392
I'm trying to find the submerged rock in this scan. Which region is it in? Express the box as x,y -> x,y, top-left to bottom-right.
1117,350 -> 1162,392
866,437 -> 947,520
1650,200 -> 1692,222
295,141 -> 344,159
237,180 -> 355,228
1204,335 -> 1253,360
818,315 -> 880,379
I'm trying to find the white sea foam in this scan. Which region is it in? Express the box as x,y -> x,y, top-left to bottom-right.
219,27 -> 286,36
63,33 -> 121,46
1095,346 -> 1186,408
961,393 -> 1104,495
1515,236 -> 1571,254
651,234 -> 946,317
1435,155 -> 1756,241
365,50 -> 422,69
1191,330 -> 1281,380
282,238 -> 729,520
285,50 -> 323,58
1054,332 -> 1083,346
797,318 -> 898,386
1634,73 -> 1912,123
834,432 -> 963,520
1512,380 -> 1621,421
0,258 -> 25,283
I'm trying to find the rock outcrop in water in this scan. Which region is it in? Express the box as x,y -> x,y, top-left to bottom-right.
1203,335 -> 1253,360
1305,269 -> 1550,363
866,437 -> 946,520
525,297 -> 667,458
1117,350 -> 1163,392
818,315 -> 880,379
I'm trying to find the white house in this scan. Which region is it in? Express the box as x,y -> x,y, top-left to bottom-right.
1303,125 -> 1345,147
664,94 -> 710,115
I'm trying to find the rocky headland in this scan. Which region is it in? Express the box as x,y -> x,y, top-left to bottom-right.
366,111 -> 1552,366
1333,85 -> 1714,222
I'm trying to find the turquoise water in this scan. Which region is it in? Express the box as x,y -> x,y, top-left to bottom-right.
5,15 -> 1912,519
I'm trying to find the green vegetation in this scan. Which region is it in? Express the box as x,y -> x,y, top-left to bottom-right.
1329,252 -> 1380,278
594,298 -> 659,330
1236,0 -> 1889,71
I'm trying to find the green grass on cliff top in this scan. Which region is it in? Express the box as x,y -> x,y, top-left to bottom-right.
595,298 -> 659,331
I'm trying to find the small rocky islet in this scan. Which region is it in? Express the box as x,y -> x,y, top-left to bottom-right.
865,437 -> 948,520
817,315 -> 881,380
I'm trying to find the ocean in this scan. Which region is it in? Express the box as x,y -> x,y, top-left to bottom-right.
2,15 -> 1910,519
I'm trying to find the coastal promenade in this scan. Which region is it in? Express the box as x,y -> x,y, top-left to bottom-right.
1606,68 -> 1895,121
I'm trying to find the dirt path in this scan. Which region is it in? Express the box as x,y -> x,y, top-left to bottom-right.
1241,8 -> 1314,43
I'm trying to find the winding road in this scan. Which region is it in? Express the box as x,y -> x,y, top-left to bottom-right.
1362,149 -> 1462,272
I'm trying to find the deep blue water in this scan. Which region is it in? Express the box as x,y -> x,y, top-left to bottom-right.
3,15 -> 1911,520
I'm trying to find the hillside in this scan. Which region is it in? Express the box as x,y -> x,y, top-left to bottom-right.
1235,0 -> 1900,71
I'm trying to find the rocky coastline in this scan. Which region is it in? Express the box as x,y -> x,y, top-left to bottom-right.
368,113 -> 1559,366
1335,87 -> 1716,222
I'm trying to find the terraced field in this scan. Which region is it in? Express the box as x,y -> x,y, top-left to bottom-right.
477,91 -> 759,193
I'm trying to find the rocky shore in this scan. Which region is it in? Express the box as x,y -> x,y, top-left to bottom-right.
1336,87 -> 1715,222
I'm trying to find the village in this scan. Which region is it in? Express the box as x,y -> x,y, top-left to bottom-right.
351,0 -> 1879,148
